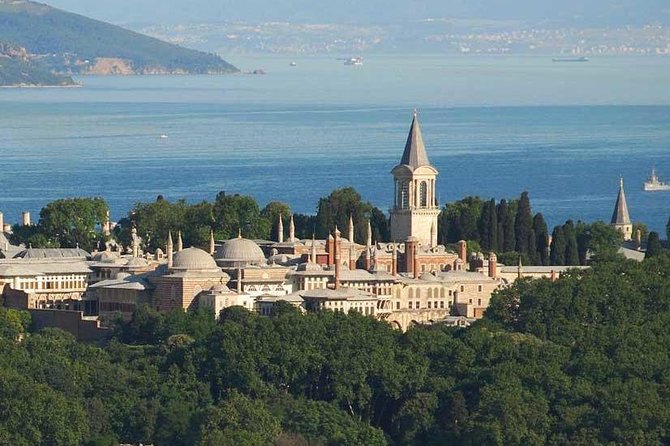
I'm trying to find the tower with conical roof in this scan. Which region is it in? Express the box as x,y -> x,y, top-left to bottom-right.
390,110 -> 440,246
611,177 -> 633,241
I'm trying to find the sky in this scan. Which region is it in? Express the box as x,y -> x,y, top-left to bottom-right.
40,0 -> 670,26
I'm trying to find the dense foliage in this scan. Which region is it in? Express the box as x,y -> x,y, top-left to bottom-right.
0,42 -> 74,86
3,255 -> 670,444
439,193 -> 624,266
0,1 -> 237,74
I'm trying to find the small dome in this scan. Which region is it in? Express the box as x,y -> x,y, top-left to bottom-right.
210,283 -> 231,293
216,237 -> 265,264
93,251 -> 120,262
127,257 -> 148,268
297,262 -> 323,272
172,247 -> 219,271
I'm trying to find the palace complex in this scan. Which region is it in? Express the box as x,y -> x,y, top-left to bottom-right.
0,112 -> 633,337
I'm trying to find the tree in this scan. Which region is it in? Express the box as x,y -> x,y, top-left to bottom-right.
36,197 -> 109,251
645,232 -> 662,259
563,220 -> 580,266
549,226 -> 566,265
213,192 -> 269,240
127,197 -> 188,250
667,215 -> 670,242
533,213 -> 549,266
514,192 -> 533,256
261,201 -> 291,242
441,196 -> 483,243
479,199 -> 497,251
496,200 -> 509,252
315,187 -> 385,242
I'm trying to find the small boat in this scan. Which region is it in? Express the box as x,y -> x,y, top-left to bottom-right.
643,168 -> 670,191
289,61 -> 297,67
552,56 -> 589,62
343,57 -> 363,66
159,134 -> 168,140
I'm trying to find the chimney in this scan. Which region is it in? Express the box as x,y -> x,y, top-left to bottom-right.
457,240 -> 467,264
289,215 -> 295,242
348,215 -> 354,244
430,220 -> 437,248
334,227 -> 341,290
365,220 -> 372,270
391,243 -> 398,276
413,242 -> 419,279
310,234 -> 317,264
131,227 -> 139,258
635,228 -> 642,250
327,234 -> 335,266
209,229 -> 216,255
102,210 -> 111,237
177,231 -> 183,252
550,270 -> 557,281
0,212 -> 3,233
22,211 -> 31,226
167,231 -> 174,269
517,255 -> 523,279
488,252 -> 497,278
405,237 -> 418,277
349,242 -> 355,271
277,213 -> 284,243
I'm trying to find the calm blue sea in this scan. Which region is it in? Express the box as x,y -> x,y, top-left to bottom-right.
1,54 -> 669,233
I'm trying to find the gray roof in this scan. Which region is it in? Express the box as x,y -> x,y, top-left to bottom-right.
611,178 -> 631,225
14,248 -> 90,260
499,265 -> 589,274
89,275 -> 153,291
398,112 -> 431,169
296,287 -> 377,301
0,260 -> 91,275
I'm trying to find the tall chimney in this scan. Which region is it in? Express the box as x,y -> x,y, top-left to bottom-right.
348,215 -> 354,244
391,243 -> 398,276
365,220 -> 372,270
457,240 -> 467,264
289,215 -> 296,242
635,228 -> 642,250
405,237 -> 418,277
413,243 -> 419,278
277,213 -> 284,243
0,212 -> 4,233
327,234 -> 335,266
131,227 -> 139,258
167,231 -> 174,269
102,210 -> 111,236
488,252 -> 497,278
22,211 -> 31,227
177,231 -> 183,252
334,226 -> 341,290
430,221 -> 437,248
209,229 -> 216,255
310,234 -> 317,264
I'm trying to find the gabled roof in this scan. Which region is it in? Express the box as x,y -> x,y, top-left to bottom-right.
398,111 -> 432,169
611,177 -> 631,225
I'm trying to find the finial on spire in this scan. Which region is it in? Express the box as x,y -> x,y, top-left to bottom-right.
413,108 -> 418,118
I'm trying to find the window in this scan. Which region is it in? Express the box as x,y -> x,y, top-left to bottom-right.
396,302 -> 400,310
440,301 -> 445,309
419,181 -> 428,207
478,299 -> 482,306
478,285 -> 483,292
416,301 -> 420,309
409,301 -> 413,309
460,286 -> 465,292
428,301 -> 432,309
400,182 -> 409,209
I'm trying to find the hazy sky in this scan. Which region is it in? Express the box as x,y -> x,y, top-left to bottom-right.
42,0 -> 670,26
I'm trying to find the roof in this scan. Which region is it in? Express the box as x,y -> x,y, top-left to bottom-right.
172,247 -> 220,272
398,111 -> 432,170
89,274 -> 153,291
14,248 -> 90,259
297,287 -> 377,301
498,265 -> 590,274
216,236 -> 266,263
0,260 -> 91,275
611,177 -> 631,225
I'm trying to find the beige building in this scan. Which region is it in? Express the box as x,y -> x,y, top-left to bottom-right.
390,111 -> 440,247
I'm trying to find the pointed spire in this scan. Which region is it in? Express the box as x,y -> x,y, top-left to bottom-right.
399,109 -> 431,169
209,229 -> 215,255
310,233 -> 317,264
611,176 -> 631,225
177,231 -> 183,252
348,215 -> 354,244
289,214 -> 295,242
167,231 -> 174,269
366,220 -> 372,248
277,213 -> 284,243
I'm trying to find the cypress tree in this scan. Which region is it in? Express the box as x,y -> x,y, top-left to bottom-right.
527,228 -> 537,265
666,216 -> 670,242
564,220 -> 580,266
496,200 -> 508,252
503,202 -> 516,252
514,191 -> 533,255
533,213 -> 549,265
479,200 -> 492,250
550,226 -> 566,266
646,231 -> 662,259
489,199 -> 498,253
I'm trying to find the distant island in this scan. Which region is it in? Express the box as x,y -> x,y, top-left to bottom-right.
0,0 -> 238,86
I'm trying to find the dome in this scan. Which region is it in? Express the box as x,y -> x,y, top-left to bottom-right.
297,262 -> 323,272
216,237 -> 265,264
172,247 -> 219,271
126,257 -> 148,268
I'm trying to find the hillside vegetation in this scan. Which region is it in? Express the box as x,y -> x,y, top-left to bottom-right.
0,41 -> 74,86
0,0 -> 238,76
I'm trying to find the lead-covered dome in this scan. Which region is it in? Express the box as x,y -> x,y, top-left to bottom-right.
216,236 -> 265,265
172,247 -> 219,271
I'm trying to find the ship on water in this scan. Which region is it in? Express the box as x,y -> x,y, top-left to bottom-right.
552,56 -> 589,62
643,168 -> 670,191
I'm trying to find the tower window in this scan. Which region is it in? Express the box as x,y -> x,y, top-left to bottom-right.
399,182 -> 409,209
420,181 -> 428,207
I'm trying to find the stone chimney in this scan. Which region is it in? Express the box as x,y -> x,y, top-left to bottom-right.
550,269 -> 557,281
365,220 -> 372,270
277,213 -> 284,243
391,243 -> 398,276
102,210 -> 111,237
334,226 -> 341,290
405,237 -> 418,277
167,231 -> 174,269
457,240 -> 467,264
430,221 -> 437,248
289,215 -> 296,242
635,228 -> 642,250
131,227 -> 139,258
22,211 -> 31,227
488,252 -> 497,278
310,234 -> 317,264
327,234 -> 335,266
209,230 -> 216,255
177,231 -> 183,252
0,212 -> 3,233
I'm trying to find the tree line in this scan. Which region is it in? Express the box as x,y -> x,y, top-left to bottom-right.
2,252 -> 670,444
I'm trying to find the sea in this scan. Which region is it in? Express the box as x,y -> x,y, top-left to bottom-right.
1,54 -> 669,233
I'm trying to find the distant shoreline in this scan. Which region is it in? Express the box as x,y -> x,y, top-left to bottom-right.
0,83 -> 82,89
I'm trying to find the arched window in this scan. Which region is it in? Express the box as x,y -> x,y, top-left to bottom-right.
400,182 -> 409,209
420,181 -> 428,207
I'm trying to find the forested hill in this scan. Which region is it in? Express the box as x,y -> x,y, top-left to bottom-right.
0,0 -> 238,75
0,42 -> 75,86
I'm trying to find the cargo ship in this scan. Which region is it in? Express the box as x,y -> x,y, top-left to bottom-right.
644,168 -> 670,191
